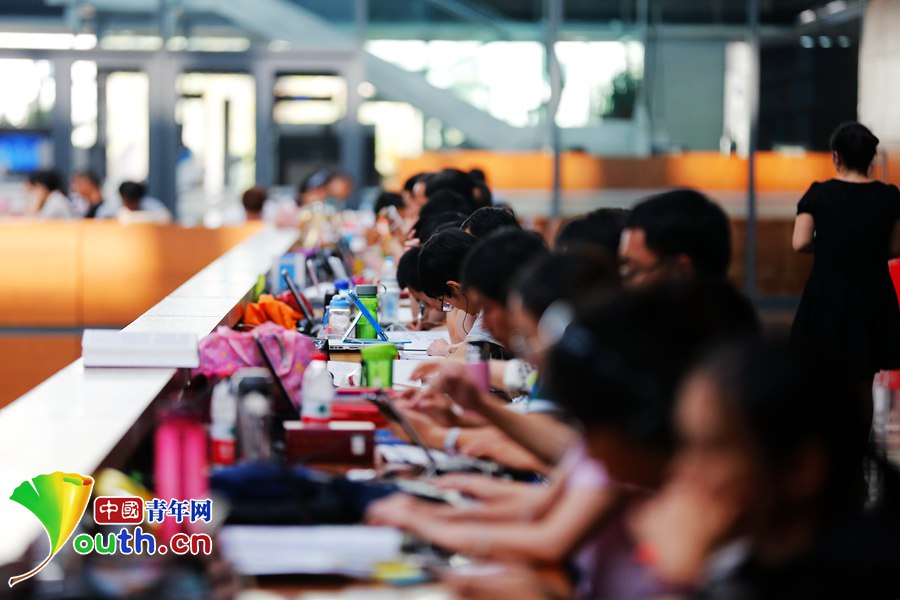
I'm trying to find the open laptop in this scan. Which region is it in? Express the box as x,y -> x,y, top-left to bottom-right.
281,269 -> 319,335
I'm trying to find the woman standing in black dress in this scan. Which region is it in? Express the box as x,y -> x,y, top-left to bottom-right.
792,122 -> 900,378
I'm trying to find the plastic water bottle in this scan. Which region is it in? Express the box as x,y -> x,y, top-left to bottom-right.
466,342 -> 490,392
302,351 -> 334,424
380,256 -> 401,324
325,296 -> 352,339
209,380 -> 237,468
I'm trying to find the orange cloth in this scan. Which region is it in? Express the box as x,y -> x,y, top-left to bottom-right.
243,294 -> 302,330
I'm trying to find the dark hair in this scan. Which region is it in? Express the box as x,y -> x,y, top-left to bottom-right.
469,168 -> 486,183
397,247 -> 421,292
417,228 -> 478,299
696,340 -> 873,520
373,191 -> 404,215
461,206 -> 519,239
298,168 -> 333,194
118,181 -> 147,203
461,228 -> 548,303
403,172 -> 429,194
515,249 -> 620,319
242,186 -> 267,214
424,169 -> 477,206
419,189 -> 476,220
27,170 -> 64,193
547,280 -> 759,450
412,212 -> 468,244
556,208 -> 630,257
830,122 -> 879,175
626,189 -> 731,278
73,169 -> 102,188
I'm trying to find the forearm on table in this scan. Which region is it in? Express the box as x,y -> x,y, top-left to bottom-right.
412,489 -> 613,563
477,402 -> 577,465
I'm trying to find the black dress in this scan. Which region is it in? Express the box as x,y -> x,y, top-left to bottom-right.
791,179 -> 900,376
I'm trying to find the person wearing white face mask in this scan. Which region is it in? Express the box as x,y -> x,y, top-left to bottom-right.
25,170 -> 75,219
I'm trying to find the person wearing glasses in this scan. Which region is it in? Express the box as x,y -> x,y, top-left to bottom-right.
618,189 -> 731,289
417,228 -> 504,358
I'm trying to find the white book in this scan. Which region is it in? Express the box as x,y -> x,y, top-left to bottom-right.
82,329 -> 200,368
218,525 -> 404,576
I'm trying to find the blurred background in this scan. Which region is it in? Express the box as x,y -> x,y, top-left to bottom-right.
0,0 -> 896,309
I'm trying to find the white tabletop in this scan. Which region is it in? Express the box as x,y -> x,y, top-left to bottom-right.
0,226 -> 298,566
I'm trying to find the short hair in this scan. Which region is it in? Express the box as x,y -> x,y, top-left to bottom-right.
830,122 -> 879,175
462,228 -> 548,303
412,211 -> 468,244
242,186 -> 267,213
424,169 -> 477,205
419,189 -> 476,220
72,169 -> 102,188
373,191 -> 404,215
27,170 -> 63,193
626,189 -> 731,278
547,279 -> 759,450
515,249 -> 619,319
119,181 -> 147,203
461,206 -> 519,239
298,167 -> 333,194
403,172 -> 429,193
417,228 -> 478,299
397,247 -> 421,291
556,208 -> 630,256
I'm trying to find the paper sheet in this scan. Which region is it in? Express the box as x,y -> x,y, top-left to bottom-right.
219,525 -> 404,576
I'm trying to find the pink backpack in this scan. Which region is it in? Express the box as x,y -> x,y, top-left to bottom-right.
195,322 -> 314,404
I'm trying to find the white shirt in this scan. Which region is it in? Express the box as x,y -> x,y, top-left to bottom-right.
465,310 -> 503,347
37,191 -> 75,220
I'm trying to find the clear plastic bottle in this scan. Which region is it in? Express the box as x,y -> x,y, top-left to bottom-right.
380,256 -> 401,324
326,296 -> 352,339
209,380 -> 237,468
301,351 -> 334,424
466,342 -> 490,392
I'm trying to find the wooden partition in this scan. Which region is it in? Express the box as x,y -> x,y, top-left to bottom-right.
0,221 -> 263,407
395,151 -> 900,192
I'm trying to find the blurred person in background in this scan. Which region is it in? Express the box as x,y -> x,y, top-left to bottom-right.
71,170 -> 116,219
26,169 -> 74,219
241,186 -> 267,222
791,122 -> 900,379
117,181 -> 172,224
556,208 -> 630,260
619,189 -> 731,289
297,167 -> 333,206
327,171 -> 354,208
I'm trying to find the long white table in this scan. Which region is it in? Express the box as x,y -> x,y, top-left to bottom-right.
0,227 -> 298,567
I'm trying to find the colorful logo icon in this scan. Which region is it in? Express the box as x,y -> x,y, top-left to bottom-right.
7,472 -> 94,587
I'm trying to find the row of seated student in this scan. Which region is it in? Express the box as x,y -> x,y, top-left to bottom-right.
352,174 -> 900,600
22,169 -> 172,223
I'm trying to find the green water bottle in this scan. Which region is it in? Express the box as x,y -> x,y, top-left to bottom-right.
354,284 -> 379,340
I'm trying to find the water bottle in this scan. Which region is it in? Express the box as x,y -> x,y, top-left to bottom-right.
234,369 -> 274,462
466,342 -> 490,392
326,296 -> 352,339
209,380 -> 237,469
355,284 -> 380,340
380,256 -> 401,324
302,351 -> 334,424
